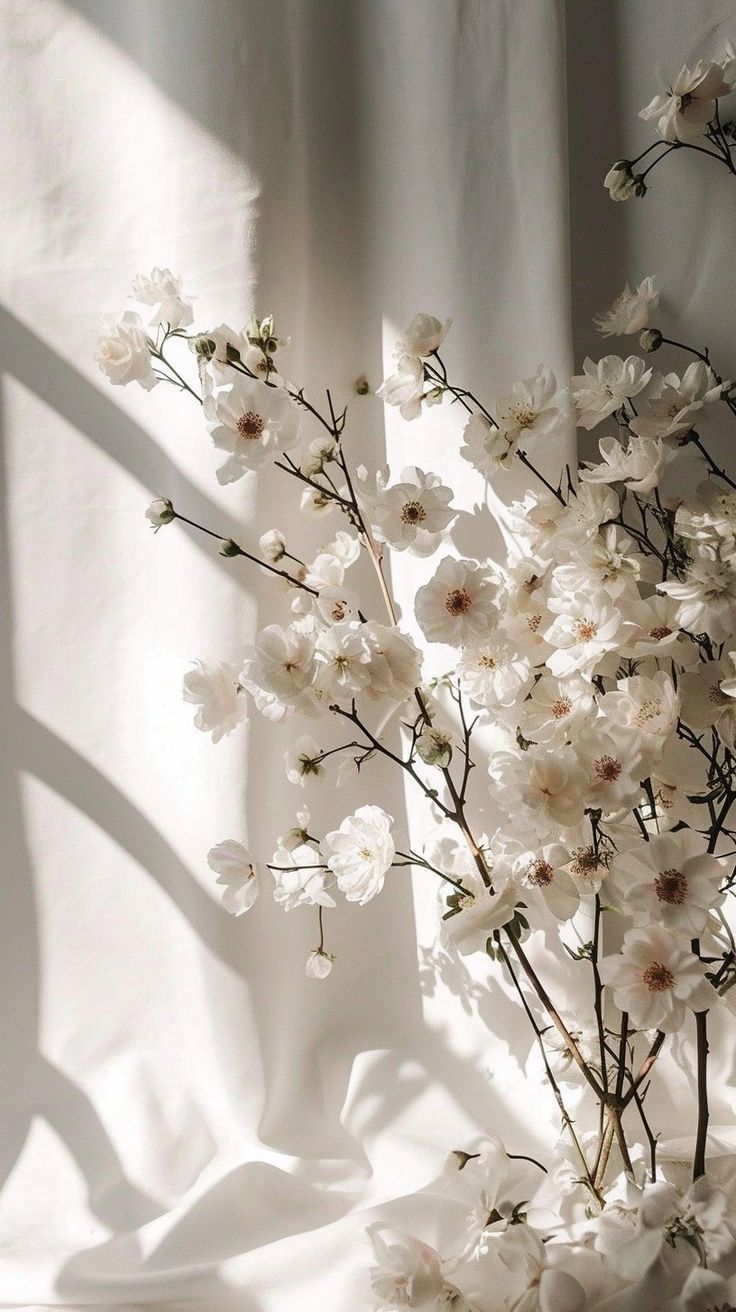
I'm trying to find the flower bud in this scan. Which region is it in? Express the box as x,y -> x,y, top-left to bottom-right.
306,949 -> 334,979
219,538 -> 242,557
145,497 -> 175,529
260,529 -> 287,563
416,727 -> 453,769
354,374 -> 370,395
639,328 -> 663,353
190,335 -> 216,361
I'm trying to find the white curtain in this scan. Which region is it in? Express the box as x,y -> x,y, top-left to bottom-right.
0,2 -> 732,1308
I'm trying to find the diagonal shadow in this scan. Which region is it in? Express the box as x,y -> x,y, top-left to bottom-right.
0,305 -> 257,576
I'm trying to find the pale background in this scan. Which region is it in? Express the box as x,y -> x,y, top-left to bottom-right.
1,2 -> 734,1308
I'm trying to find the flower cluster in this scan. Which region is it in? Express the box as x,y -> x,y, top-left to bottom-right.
99,53 -> 736,1306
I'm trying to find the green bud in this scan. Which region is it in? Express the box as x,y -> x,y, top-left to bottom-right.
219,538 -> 242,557
639,328 -> 663,352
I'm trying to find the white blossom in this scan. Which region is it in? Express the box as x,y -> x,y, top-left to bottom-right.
599,925 -> 716,1032
145,497 -> 175,529
324,805 -> 395,904
457,638 -> 533,710
460,411 -> 518,475
513,844 -> 581,921
415,557 -> 497,646
601,671 -> 680,760
639,61 -> 730,143
95,311 -> 157,389
305,949 -> 334,979
580,433 -> 672,493
259,529 -> 287,563
544,591 -> 629,678
240,624 -> 316,721
631,362 -> 721,441
204,375 -> 300,482
395,312 -> 451,358
658,552 -> 736,643
490,746 -> 587,837
366,1224 -> 468,1311
494,367 -> 565,443
377,354 -> 427,421
439,873 -> 519,957
366,466 -> 455,557
595,1176 -> 681,1281
271,842 -> 335,910
681,653 -> 736,748
571,355 -> 651,429
285,734 -> 327,786
594,277 -> 658,336
207,840 -> 260,914
608,830 -> 725,935
182,659 -> 247,742
131,267 -> 193,329
517,673 -> 595,747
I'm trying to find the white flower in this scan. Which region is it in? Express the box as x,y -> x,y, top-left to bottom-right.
617,594 -> 688,663
571,355 -> 651,429
195,322 -> 270,385
145,497 -> 175,529
580,433 -> 672,493
314,621 -> 373,699
492,366 -> 564,444
361,622 -> 422,703
377,354 -> 426,421
681,654 -> 736,747
366,1224 -> 467,1311
551,483 -> 619,550
631,362 -> 721,441
595,1176 -> 681,1281
551,525 -> 643,600
271,842 -> 335,910
464,1225 -> 586,1312
639,61 -> 730,143
609,830 -> 725,935
460,412 -> 517,475
490,746 -> 587,837
458,638 -> 533,710
439,873 -> 519,956
544,592 -> 628,678
240,624 -> 316,719
517,674 -> 595,747
285,734 -> 327,786
415,557 -> 497,646
601,671 -> 680,759
594,277 -> 658,336
259,529 -> 287,563
658,552 -> 736,643
95,311 -> 157,389
367,466 -> 455,557
574,724 -> 644,814
323,805 -> 394,904
207,840 -> 259,914
204,375 -> 300,482
513,844 -> 580,921
182,659 -> 247,742
599,925 -> 716,1032
395,312 -> 451,358
677,480 -> 736,548
305,949 -> 334,979
131,267 -> 193,329
604,162 -> 638,201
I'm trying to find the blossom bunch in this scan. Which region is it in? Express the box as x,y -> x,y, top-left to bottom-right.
98,55 -> 736,1308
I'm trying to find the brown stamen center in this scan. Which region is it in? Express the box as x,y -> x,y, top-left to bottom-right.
446,587 -> 472,616
654,867 -> 688,906
642,961 -> 675,992
400,499 -> 426,525
237,410 -> 264,439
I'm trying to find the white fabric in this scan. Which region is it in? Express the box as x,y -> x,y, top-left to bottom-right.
0,1 -> 733,1308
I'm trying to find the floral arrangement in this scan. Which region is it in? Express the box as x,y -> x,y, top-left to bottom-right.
96,50 -> 736,1312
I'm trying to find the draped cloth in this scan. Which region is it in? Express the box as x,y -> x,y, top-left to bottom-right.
0,1 -> 733,1308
